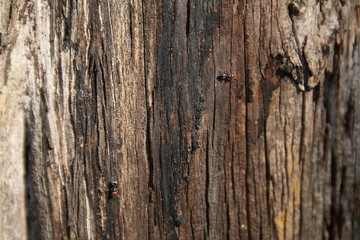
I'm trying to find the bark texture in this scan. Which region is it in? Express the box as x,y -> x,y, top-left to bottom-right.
0,0 -> 359,239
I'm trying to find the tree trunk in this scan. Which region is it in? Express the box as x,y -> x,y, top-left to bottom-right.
0,0 -> 359,239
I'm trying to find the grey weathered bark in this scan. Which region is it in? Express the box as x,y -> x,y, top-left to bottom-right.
0,0 -> 359,239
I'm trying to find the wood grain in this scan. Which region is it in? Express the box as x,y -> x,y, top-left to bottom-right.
0,0 -> 359,239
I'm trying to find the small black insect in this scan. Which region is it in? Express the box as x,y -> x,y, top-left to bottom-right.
108,179 -> 119,199
217,72 -> 235,82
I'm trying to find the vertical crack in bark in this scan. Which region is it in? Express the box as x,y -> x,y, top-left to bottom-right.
25,117 -> 33,239
288,11 -> 312,91
206,22 -> 217,239
141,0 -> 153,238
6,0 -> 14,33
298,89 -> 306,239
99,59 -> 109,160
190,210 -> 195,239
186,0 -> 190,37
324,42 -> 342,240
41,86 -> 55,240
226,190 -> 231,240
205,131 -> 211,237
284,117 -> 290,239
129,4 -> 134,58
243,1 -> 253,238
229,1 -> 234,72
263,89 -> 272,240
258,3 -> 265,239
225,4 -> 237,237
291,121 -> 297,240
63,186 -> 71,239
90,57 -> 102,173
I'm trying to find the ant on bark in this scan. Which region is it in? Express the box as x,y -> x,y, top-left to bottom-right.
108,179 -> 119,199
217,71 -> 235,82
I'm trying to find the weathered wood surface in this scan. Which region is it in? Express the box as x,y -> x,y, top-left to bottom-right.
0,0 -> 359,239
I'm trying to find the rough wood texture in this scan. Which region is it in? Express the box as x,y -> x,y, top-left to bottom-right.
0,0 -> 359,239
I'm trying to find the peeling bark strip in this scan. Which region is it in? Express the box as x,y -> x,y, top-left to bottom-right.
0,0 -> 359,239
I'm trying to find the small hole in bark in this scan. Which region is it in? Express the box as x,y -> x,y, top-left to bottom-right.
288,3 -> 301,16
275,54 -> 283,61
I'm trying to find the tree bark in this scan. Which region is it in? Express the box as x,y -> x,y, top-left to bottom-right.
0,0 -> 359,239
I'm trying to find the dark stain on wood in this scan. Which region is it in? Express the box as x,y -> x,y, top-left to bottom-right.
150,0 -> 221,236
344,98 -> 354,138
